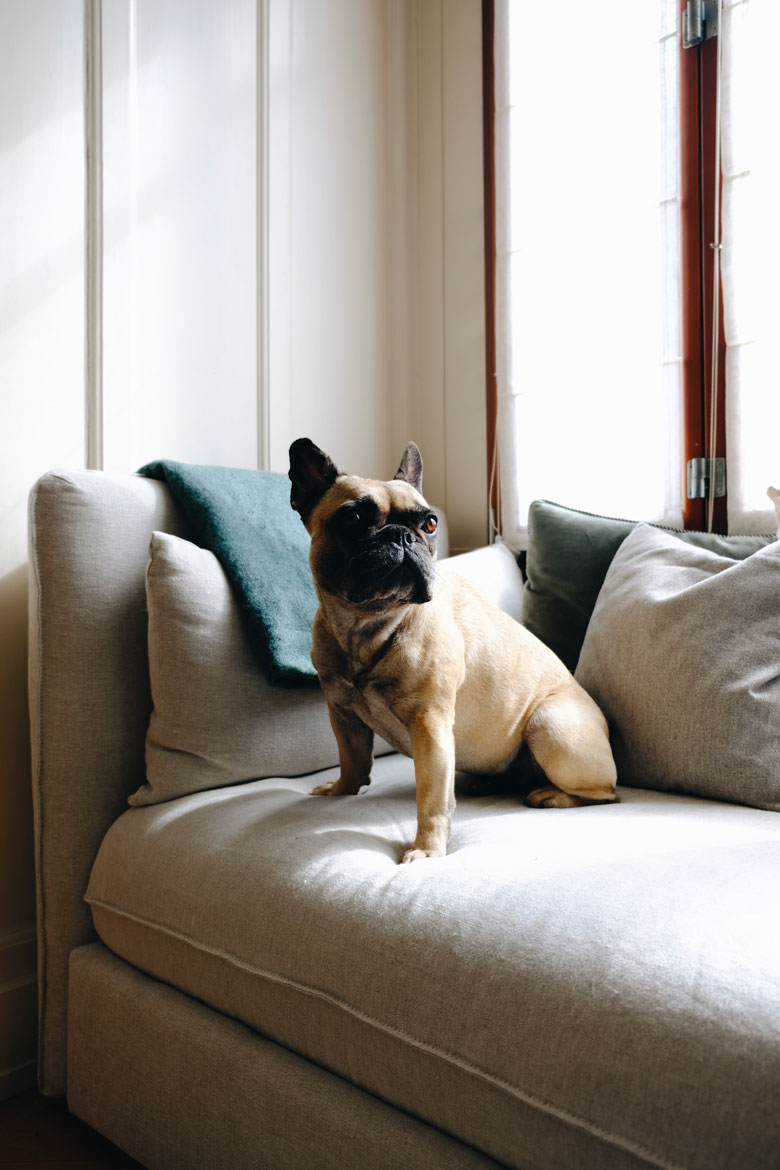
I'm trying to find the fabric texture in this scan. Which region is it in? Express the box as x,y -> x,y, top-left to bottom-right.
69,943 -> 502,1170
523,499 -> 775,670
139,461 -> 319,684
575,523 -> 780,810
87,760 -> 780,1170
134,532 -> 343,805
28,469 -> 189,1096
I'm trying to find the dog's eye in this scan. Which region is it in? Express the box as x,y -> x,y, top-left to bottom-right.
342,507 -> 368,531
422,514 -> 438,535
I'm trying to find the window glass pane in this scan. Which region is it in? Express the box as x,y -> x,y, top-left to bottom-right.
722,0 -> 780,531
502,2 -> 681,534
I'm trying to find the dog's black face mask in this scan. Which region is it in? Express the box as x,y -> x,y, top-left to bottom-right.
289,437 -> 437,611
333,497 -> 438,610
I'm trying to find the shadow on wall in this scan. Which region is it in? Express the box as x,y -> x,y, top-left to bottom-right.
0,561 -> 35,929
0,561 -> 38,1099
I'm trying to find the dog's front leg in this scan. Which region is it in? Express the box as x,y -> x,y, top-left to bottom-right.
312,702 -> 374,796
402,716 -> 456,863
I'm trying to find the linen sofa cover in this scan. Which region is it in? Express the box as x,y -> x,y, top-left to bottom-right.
69,943 -> 504,1170
29,470 -> 188,1094
86,758 -> 780,1170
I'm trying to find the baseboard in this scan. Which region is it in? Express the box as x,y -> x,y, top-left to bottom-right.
0,926 -> 38,1101
0,1059 -> 37,1101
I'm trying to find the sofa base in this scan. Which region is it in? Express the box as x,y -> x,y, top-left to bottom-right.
68,943 -> 503,1170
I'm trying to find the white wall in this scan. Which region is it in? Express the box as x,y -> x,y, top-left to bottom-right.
0,0 -> 86,1100
101,0 -> 260,471
411,0 -> 487,549
266,0 -> 401,477
266,0 -> 486,534
0,0 -> 485,1098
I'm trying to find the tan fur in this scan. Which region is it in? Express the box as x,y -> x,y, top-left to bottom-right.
296,458 -> 617,863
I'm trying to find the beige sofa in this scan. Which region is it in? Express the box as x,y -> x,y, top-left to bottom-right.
28,469 -> 780,1170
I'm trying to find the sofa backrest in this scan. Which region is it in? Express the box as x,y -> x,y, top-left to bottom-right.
27,468 -> 451,1098
28,470 -> 188,1096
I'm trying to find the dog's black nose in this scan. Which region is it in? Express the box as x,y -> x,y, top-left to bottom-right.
402,529 -> 415,547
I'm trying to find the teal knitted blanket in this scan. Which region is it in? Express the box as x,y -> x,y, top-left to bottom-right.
139,461 -> 318,685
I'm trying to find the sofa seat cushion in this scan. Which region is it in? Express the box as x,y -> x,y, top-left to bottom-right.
86,756 -> 780,1170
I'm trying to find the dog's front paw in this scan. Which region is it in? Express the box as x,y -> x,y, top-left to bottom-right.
311,778 -> 353,796
312,780 -> 338,795
401,846 -> 445,864
312,775 -> 368,796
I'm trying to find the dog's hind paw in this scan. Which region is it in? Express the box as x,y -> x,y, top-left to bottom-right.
524,785 -> 584,809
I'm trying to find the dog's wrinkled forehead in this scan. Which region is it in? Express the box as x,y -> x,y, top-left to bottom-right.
320,476 -> 428,523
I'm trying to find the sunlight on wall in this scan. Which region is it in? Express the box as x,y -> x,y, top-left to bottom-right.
102,0 -> 259,472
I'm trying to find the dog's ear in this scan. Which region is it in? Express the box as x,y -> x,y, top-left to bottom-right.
289,438 -> 342,523
393,442 -> 423,494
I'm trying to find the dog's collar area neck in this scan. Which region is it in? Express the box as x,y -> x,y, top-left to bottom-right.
320,594 -> 411,659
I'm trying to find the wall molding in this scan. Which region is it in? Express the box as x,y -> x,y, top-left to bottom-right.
84,0 -> 104,470
257,0 -> 271,470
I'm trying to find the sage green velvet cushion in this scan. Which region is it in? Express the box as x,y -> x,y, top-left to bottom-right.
575,524 -> 780,810
523,500 -> 775,671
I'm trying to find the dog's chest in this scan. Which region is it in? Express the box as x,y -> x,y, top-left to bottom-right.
321,664 -> 413,758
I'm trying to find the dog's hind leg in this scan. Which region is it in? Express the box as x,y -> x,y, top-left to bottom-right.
522,687 -> 618,809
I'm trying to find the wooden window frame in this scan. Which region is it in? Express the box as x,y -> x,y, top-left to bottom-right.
482,0 -> 498,527
679,6 -> 728,532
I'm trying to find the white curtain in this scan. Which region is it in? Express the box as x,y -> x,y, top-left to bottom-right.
494,1 -> 684,550
721,0 -> 780,533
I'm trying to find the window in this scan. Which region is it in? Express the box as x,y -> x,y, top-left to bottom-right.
489,0 -> 780,548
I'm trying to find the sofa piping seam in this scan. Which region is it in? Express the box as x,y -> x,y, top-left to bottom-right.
86,896 -> 684,1170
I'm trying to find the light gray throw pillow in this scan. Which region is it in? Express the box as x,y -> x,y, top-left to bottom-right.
131,532 -> 343,805
575,523 -> 780,810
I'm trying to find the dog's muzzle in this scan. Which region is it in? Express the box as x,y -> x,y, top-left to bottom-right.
346,526 -> 435,607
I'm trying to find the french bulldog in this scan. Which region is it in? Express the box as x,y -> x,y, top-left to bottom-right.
289,438 -> 617,863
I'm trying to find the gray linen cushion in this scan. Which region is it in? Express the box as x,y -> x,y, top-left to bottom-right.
131,531 -> 342,805
575,523 -> 780,810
